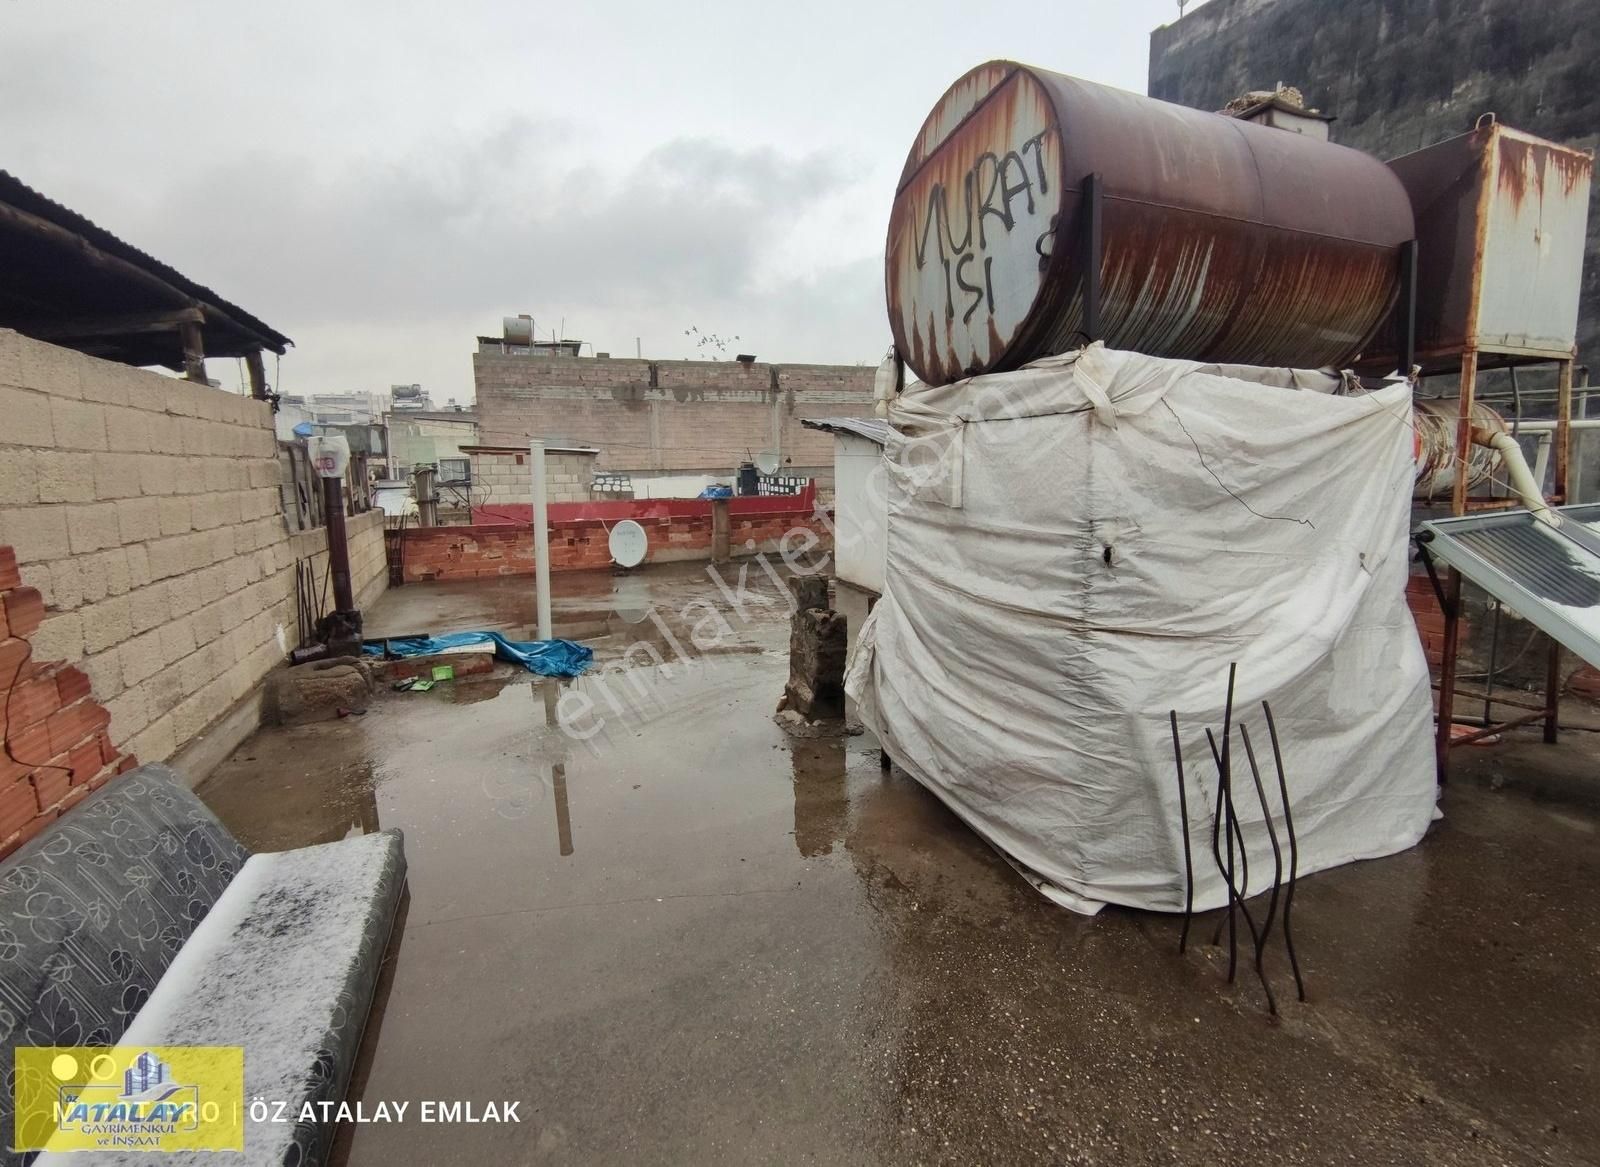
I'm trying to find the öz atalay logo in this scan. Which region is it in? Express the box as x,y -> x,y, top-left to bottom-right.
14,1045 -> 244,1153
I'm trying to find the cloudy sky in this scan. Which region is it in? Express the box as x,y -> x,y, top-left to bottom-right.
2,0 -> 1208,402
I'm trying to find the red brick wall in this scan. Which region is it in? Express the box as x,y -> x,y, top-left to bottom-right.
397,512 -> 832,583
1407,573 -> 1469,669
1,545 -> 136,858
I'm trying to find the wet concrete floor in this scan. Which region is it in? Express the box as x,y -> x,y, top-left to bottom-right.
198,562 -> 1600,1165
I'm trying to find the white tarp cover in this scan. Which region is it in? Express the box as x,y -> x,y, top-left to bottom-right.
846,344 -> 1436,915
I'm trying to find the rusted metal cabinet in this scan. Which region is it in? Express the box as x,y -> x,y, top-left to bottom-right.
1390,122 -> 1595,783
1364,120 -> 1594,373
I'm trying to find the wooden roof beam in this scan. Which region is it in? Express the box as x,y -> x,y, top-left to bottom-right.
11,306 -> 205,341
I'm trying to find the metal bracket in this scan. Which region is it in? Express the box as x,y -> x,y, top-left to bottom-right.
1398,239 -> 1419,376
1415,538 -> 1457,619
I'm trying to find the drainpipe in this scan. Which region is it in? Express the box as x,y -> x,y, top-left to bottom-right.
1474,423 -> 1558,527
324,477 -> 356,611
310,433 -> 363,656
530,439 -> 553,640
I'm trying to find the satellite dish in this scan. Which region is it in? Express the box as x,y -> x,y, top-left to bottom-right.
608,519 -> 649,569
755,451 -> 781,475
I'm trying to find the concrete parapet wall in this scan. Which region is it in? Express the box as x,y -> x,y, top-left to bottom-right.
0,330 -> 388,770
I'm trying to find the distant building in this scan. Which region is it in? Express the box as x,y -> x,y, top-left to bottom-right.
472,318 -> 877,496
287,390 -> 390,426
389,384 -> 434,412
478,313 -> 584,358
385,409 -> 479,478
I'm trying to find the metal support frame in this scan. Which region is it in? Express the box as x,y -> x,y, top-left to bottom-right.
1081,172 -> 1103,343
1398,240 -> 1419,376
1431,348 -> 1574,782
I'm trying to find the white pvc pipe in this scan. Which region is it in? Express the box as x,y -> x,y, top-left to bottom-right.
530,439 -> 553,639
1482,430 -> 1559,527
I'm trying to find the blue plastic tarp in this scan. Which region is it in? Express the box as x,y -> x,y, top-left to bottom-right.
697,484 -> 733,498
363,631 -> 592,677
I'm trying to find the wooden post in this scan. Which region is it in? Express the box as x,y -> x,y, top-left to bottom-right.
1554,357 -> 1573,503
179,321 -> 207,383
245,350 -> 268,400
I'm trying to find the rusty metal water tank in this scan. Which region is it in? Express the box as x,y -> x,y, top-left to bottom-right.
886,62 -> 1416,386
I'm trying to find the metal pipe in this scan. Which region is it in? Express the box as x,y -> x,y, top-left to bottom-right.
1480,430 -> 1557,525
1488,417 -> 1600,432
1169,710 -> 1195,954
1543,639 -> 1561,745
322,477 -> 354,612
1435,568 -> 1465,783
1483,600 -> 1502,729
530,439 -> 553,641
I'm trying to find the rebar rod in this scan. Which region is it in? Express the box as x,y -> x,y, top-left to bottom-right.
1206,728 -> 1257,952
1170,710 -> 1195,954
1238,722 -> 1284,1016
1216,664 -> 1240,980
1262,701 -> 1306,1002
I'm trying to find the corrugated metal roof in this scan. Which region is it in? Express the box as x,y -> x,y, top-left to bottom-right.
1418,503 -> 1600,669
0,169 -> 291,360
801,416 -> 891,446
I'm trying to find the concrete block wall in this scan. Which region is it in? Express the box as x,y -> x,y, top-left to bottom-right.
0,330 -> 388,770
473,355 -> 877,490
288,511 -> 389,615
1406,575 -> 1457,669
470,449 -> 596,511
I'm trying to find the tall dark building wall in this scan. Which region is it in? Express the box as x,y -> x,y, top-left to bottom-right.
1149,0 -> 1600,370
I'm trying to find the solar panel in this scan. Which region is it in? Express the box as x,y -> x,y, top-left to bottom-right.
1417,503 -> 1600,670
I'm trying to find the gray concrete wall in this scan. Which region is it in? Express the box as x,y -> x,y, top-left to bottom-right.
1148,0 -> 1600,370
474,354 -> 877,484
470,449 -> 597,508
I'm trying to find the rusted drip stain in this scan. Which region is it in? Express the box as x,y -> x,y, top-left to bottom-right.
1549,145 -> 1595,196
908,315 -> 927,388
1496,137 -> 1538,211
1494,135 -> 1594,208
901,62 -> 1017,190
1035,208 -> 1394,368
984,318 -> 1005,377
887,67 -> 1057,382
